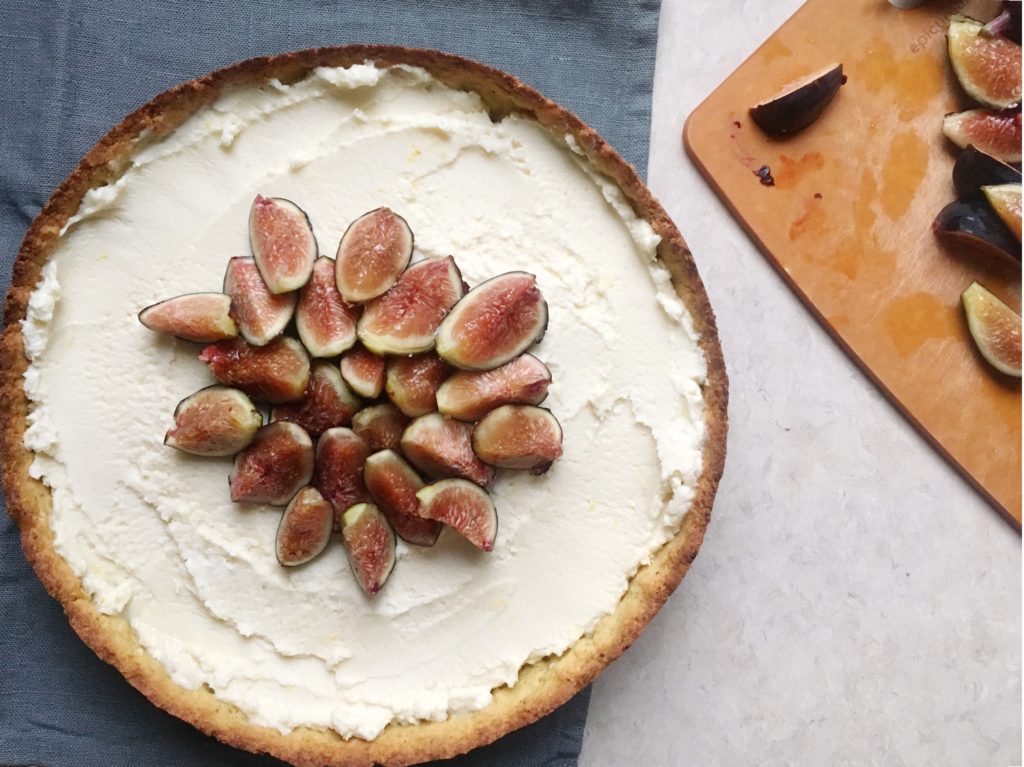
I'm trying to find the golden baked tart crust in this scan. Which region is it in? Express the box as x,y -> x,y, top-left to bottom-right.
0,46 -> 727,767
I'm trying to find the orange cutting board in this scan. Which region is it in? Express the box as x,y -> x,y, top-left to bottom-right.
685,0 -> 1022,525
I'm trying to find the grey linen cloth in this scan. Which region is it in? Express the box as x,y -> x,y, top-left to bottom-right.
0,1 -> 661,765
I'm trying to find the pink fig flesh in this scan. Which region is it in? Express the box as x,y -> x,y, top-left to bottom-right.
341,503 -> 397,595
314,427 -> 372,527
200,336 -> 310,404
248,195 -> 317,294
139,293 -> 237,343
340,346 -> 386,398
385,352 -> 451,417
436,353 -> 551,421
400,413 -> 494,487
364,449 -> 441,546
472,405 -> 563,474
296,256 -> 359,357
357,256 -> 464,355
435,271 -> 548,371
335,208 -> 414,303
271,361 -> 360,437
276,486 -> 333,566
416,479 -> 498,552
224,257 -> 297,346
352,404 -> 410,453
229,421 -> 314,506
165,385 -> 262,456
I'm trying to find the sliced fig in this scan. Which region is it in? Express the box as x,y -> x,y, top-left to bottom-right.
335,208 -> 414,303
341,503 -> 397,595
472,405 -> 564,475
139,293 -> 237,343
200,336 -> 310,403
357,256 -> 464,355
364,450 -> 441,546
436,353 -> 551,421
749,63 -> 846,136
948,15 -> 1022,109
933,199 -> 1020,261
400,413 -> 494,487
962,282 -> 1022,376
271,361 -> 361,437
229,421 -> 314,506
296,256 -> 359,358
952,145 -> 1021,200
351,404 -> 410,452
340,346 -> 386,399
436,272 -> 548,371
276,486 -> 333,566
165,385 -> 262,456
314,427 -> 371,526
248,195 -> 317,294
982,3 -> 1023,44
944,109 -> 1023,163
982,183 -> 1023,240
415,479 -> 497,552
224,257 -> 297,346
385,352 -> 451,417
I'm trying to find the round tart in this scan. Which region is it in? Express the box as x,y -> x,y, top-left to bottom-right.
0,47 -> 727,766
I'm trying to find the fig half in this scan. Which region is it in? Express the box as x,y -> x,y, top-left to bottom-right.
200,336 -> 310,403
385,352 -> 451,417
335,208 -> 414,303
357,256 -> 464,355
944,109 -> 1023,163
229,421 -> 314,506
952,145 -> 1021,200
271,361 -> 361,437
472,405 -> 564,474
139,293 -> 237,343
982,183 -> 1023,240
401,413 -> 494,487
749,63 -> 846,136
165,385 -> 262,456
340,346 -> 386,399
248,195 -> 317,294
314,427 -> 371,526
296,256 -> 359,357
436,353 -> 551,421
962,282 -> 1022,376
341,503 -> 397,595
364,450 -> 441,546
933,199 -> 1020,261
435,272 -> 548,371
948,15 -> 1022,109
352,404 -> 410,453
224,257 -> 297,346
276,486 -> 333,567
415,479 -> 498,552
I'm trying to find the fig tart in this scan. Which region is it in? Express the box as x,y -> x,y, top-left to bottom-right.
0,46 -> 727,766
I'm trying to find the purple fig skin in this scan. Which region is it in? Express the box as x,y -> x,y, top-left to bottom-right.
471,405 -> 564,475
139,293 -> 237,343
165,385 -> 262,457
953,145 -> 1021,200
229,421 -> 315,506
297,256 -> 360,358
385,352 -> 451,417
352,404 -> 410,453
224,257 -> 296,346
436,353 -> 551,421
276,486 -> 334,566
435,272 -> 548,371
313,428 -> 372,528
364,450 -> 441,546
340,346 -> 386,399
335,208 -> 414,303
400,413 -> 494,487
341,503 -> 397,595
749,64 -> 845,136
200,336 -> 310,404
933,199 -> 1020,262
271,362 -> 360,437
248,195 -> 317,294
415,479 -> 498,552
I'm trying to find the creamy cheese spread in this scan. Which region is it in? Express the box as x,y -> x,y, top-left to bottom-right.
21,63 -> 707,739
